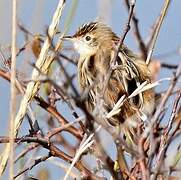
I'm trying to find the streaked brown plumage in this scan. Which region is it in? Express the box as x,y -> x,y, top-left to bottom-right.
65,22 -> 154,133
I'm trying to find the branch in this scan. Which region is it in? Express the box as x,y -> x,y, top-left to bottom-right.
0,0 -> 66,175
0,69 -> 83,140
14,143 -> 39,163
161,63 -> 178,69
34,96 -> 83,139
151,62 -> 181,125
146,0 -> 171,64
151,90 -> 181,180
0,136 -> 103,179
102,0 -> 136,95
0,69 -> 10,82
14,153 -> 51,179
124,0 -> 147,59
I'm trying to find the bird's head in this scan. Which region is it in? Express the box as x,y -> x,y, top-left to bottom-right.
63,22 -> 118,57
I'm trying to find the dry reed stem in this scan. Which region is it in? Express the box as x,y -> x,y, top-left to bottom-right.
0,0 -> 65,175
146,0 -> 171,65
63,133 -> 95,180
9,0 -> 17,179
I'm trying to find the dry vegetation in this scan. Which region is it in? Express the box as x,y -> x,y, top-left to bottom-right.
0,0 -> 181,179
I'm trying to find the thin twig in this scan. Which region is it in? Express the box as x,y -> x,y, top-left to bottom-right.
34,96 -> 83,139
138,137 -> 149,180
161,63 -> 178,69
0,69 -> 10,81
0,135 -> 102,179
0,68 -> 83,140
146,0 -> 171,65
151,62 -> 181,125
63,131 -> 97,180
151,90 -> 181,180
164,90 -> 181,136
102,0 -> 136,96
14,153 -> 51,179
47,118 -> 84,139
14,143 -> 39,163
124,0 -> 147,59
59,53 -> 77,65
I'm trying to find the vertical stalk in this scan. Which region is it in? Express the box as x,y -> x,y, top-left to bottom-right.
9,0 -> 17,179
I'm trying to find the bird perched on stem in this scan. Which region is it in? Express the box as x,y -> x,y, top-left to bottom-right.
64,22 -> 155,137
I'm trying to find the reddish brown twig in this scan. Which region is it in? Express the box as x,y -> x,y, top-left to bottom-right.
124,0 -> 147,59
0,69 -> 83,140
151,90 -> 181,180
14,153 -> 51,179
14,143 -> 39,163
0,69 -> 10,82
34,96 -> 83,139
102,0 -> 136,96
0,136 -> 103,180
151,62 -> 181,124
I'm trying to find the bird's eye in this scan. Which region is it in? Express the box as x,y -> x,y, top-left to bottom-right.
85,35 -> 91,41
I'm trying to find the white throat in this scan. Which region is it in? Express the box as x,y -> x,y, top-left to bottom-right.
73,40 -> 96,58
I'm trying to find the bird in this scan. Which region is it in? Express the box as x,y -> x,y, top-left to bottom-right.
64,22 -> 155,137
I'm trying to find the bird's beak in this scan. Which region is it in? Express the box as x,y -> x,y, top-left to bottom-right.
61,35 -> 74,41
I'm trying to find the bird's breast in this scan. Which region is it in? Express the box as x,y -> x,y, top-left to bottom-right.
78,55 -> 97,90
